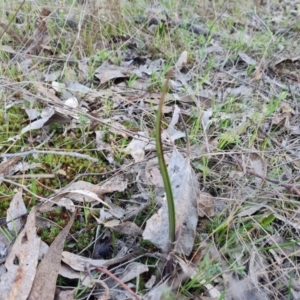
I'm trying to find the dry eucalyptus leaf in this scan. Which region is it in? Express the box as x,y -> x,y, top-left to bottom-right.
238,52 -> 257,65
33,82 -> 61,103
94,62 -> 129,84
8,161 -> 41,174
118,262 -> 149,283
237,202 -> 267,218
52,81 -> 65,93
6,189 -> 27,232
21,117 -> 51,134
39,177 -> 128,212
55,289 -> 76,300
28,211 -> 76,300
144,282 -> 172,300
145,275 -> 156,289
143,147 -> 199,255
0,207 -> 40,300
249,153 -> 267,188
62,251 -> 135,272
201,108 -> 212,130
0,156 -> 20,175
61,251 -> 107,272
99,175 -> 128,194
21,107 -> 69,134
145,166 -> 164,187
125,131 -> 154,162
24,108 -> 40,120
197,192 -> 215,217
64,97 -> 79,108
56,197 -> 76,212
59,264 -> 86,281
161,105 -> 185,143
105,221 -> 143,236
174,50 -> 188,70
61,190 -> 109,206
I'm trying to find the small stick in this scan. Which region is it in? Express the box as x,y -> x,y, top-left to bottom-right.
89,265 -> 141,300
0,149 -> 98,162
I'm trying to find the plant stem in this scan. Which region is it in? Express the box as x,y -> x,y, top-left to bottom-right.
155,69 -> 176,252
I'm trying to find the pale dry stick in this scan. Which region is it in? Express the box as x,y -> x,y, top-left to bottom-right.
89,265 -> 141,300
2,178 -> 47,201
0,149 -> 98,162
5,174 -> 55,179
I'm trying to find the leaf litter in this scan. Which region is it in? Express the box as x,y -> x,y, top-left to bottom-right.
2,0 -> 300,298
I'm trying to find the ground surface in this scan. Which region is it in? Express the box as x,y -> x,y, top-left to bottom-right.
1,0 -> 300,299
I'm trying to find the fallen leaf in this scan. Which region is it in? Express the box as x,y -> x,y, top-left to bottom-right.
61,252 -> 108,272
66,81 -> 94,94
56,198 -> 76,212
6,189 -> 27,232
161,105 -> 185,143
145,275 -> 156,289
143,147 -> 199,255
105,221 -> 143,236
118,262 -> 149,283
0,157 -> 20,175
21,107 -> 69,134
52,81 -> 65,93
201,108 -> 212,130
145,165 -> 164,187
249,153 -> 267,188
64,97 -> 79,109
0,207 -> 40,300
33,82 -> 61,103
39,177 -> 127,212
238,52 -> 257,65
174,50 -> 188,70
94,62 -> 129,85
197,192 -> 215,217
24,108 -> 40,120
125,132 -> 154,162
54,289 -> 76,300
99,175 -> 128,194
28,210 -> 76,300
